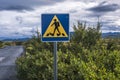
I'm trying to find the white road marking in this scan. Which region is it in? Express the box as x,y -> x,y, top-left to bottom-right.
0,57 -> 5,62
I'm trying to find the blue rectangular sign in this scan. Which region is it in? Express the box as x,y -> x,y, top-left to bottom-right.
41,14 -> 69,42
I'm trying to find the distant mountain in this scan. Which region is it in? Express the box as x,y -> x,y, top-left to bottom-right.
0,37 -> 31,41
70,32 -> 120,38
102,32 -> 120,38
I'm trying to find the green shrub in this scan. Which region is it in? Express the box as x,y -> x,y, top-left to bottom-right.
16,21 -> 120,80
16,50 -> 53,80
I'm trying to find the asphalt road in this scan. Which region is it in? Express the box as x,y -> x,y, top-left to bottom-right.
0,46 -> 24,80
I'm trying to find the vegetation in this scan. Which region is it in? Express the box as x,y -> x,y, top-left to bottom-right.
0,41 -> 25,48
0,21 -> 120,80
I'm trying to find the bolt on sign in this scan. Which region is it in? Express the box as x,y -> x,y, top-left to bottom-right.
41,14 -> 69,42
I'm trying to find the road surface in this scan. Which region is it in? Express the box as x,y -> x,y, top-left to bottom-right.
0,46 -> 24,80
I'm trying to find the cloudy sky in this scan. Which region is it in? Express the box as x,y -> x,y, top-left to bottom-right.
0,0 -> 120,39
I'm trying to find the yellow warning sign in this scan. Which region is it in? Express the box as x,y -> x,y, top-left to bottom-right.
43,15 -> 68,37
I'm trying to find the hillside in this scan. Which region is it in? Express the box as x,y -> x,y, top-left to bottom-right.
102,32 -> 120,38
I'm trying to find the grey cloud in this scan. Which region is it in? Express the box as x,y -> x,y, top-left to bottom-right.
99,1 -> 107,5
102,26 -> 120,31
88,4 -> 119,12
0,5 -> 34,11
0,0 -> 64,11
69,10 -> 78,13
16,16 -> 23,24
87,1 -> 120,17
101,20 -> 120,31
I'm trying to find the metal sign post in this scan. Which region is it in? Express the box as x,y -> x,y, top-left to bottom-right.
54,42 -> 57,80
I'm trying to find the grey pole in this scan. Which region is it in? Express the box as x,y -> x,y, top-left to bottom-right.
54,42 -> 57,80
